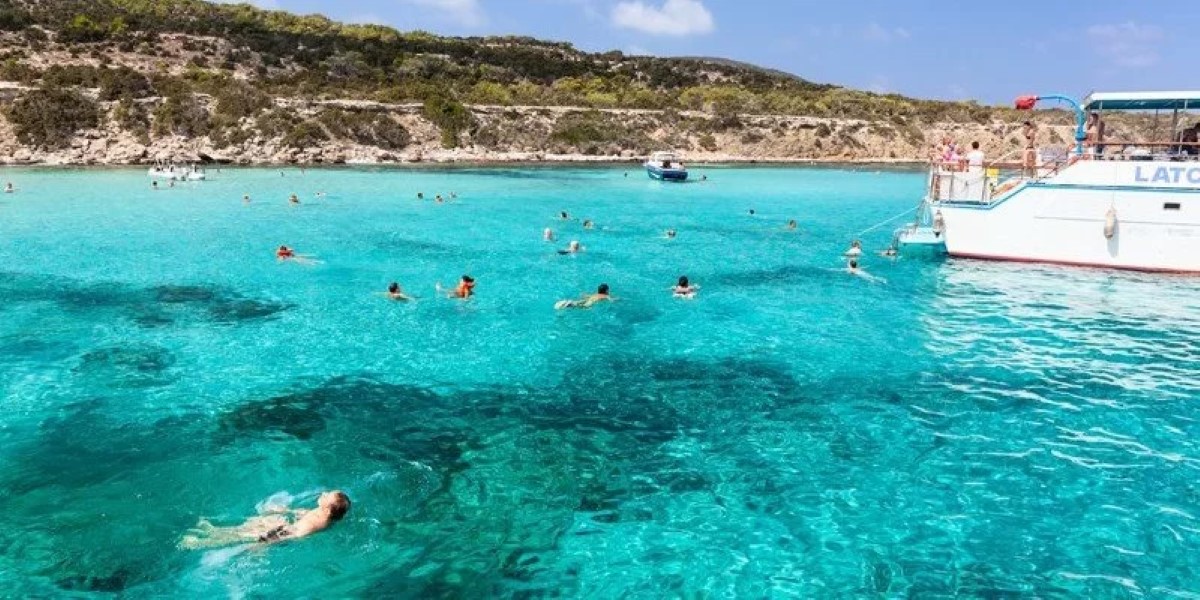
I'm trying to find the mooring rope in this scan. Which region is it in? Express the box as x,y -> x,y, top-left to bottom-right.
853,204 -> 921,238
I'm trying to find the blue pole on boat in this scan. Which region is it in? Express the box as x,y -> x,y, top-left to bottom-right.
1035,94 -> 1087,155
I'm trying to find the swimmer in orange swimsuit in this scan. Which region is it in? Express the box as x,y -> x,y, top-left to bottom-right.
276,245 -> 295,260
437,275 -> 475,299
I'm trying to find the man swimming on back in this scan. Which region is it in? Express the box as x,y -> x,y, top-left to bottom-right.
179,490 -> 351,549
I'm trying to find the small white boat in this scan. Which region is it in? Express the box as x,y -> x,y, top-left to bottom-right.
645,151 -> 688,182
148,162 -> 206,181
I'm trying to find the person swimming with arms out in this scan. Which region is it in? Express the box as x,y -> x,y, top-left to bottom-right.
276,245 -> 321,265
555,283 -> 614,310
436,275 -> 475,299
673,276 -> 699,299
179,490 -> 351,550
385,282 -> 411,301
846,257 -> 885,283
558,240 -> 583,255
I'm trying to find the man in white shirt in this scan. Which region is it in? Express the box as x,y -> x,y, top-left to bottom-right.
965,141 -> 985,169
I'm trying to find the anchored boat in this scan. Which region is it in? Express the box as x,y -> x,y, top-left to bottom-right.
148,161 -> 206,181
901,90 -> 1200,273
645,151 -> 688,182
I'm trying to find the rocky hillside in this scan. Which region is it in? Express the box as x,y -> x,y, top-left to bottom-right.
0,0 -> 1135,165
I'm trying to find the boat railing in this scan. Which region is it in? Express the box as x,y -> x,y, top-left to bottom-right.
1076,140 -> 1200,162
928,147 -> 1077,204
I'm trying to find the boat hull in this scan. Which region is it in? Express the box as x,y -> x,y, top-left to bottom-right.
935,161 -> 1200,273
646,166 -> 688,181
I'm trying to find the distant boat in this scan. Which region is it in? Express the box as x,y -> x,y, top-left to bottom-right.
148,161 -> 206,181
645,151 -> 688,182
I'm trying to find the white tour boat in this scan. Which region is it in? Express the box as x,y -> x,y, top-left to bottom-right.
899,90 -> 1200,273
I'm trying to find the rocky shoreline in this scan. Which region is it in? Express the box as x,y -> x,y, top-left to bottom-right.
0,97 -> 1081,168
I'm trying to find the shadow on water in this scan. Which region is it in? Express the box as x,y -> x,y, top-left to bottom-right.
0,273 -> 293,327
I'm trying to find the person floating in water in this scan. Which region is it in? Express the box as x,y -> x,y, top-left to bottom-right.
450,192 -> 458,199
179,491 -> 351,550
844,240 -> 863,259
558,240 -> 583,255
786,219 -> 798,231
880,246 -> 898,258
543,228 -> 555,242
673,276 -> 699,299
665,228 -> 677,239
315,191 -> 326,198
151,181 -> 159,190
243,194 -> 251,204
437,275 -> 475,299
582,219 -> 594,230
748,209 -> 756,216
3,182 -> 14,193
435,195 -> 444,204
559,211 -> 570,221
386,282 -> 411,301
417,192 -> 424,200
289,194 -> 300,205
555,283 -> 613,310
701,174 -> 708,182
276,245 -> 320,265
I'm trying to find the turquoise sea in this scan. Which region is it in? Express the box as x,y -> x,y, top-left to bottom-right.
1,165 -> 1199,597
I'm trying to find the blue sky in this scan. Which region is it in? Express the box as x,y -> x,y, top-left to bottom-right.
234,0 -> 1191,105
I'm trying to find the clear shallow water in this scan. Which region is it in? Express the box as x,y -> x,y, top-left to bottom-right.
1,165 -> 1199,597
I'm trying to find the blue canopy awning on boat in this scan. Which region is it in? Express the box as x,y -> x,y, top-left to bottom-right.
1084,91 -> 1200,111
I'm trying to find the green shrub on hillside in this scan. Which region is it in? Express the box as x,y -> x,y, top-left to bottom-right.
317,109 -> 410,150
6,87 -> 100,149
422,93 -> 473,148
152,91 -> 209,137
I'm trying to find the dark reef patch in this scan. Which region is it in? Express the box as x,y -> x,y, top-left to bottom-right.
710,264 -> 829,287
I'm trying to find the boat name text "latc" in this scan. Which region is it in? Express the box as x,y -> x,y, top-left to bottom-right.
1134,166 -> 1200,185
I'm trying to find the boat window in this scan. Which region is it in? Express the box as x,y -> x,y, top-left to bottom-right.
1164,202 -> 1181,210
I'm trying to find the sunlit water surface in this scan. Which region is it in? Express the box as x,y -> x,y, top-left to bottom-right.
1,165 -> 1199,598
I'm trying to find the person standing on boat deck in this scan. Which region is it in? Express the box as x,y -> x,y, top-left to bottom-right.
1178,122 -> 1200,156
1022,120 -> 1038,176
965,141 -> 985,169
1085,112 -> 1106,157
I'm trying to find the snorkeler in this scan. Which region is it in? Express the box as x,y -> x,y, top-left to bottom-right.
673,276 -> 699,299
558,240 -> 583,255
289,194 -> 300,205
386,282 -> 411,301
543,228 -> 555,242
437,275 -> 476,299
555,283 -> 613,310
179,490 -> 351,550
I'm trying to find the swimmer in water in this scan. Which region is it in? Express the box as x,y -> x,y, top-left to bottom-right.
436,275 -> 475,299
555,283 -> 613,310
417,192 -> 424,200
665,228 -> 677,239
559,211 -> 570,221
289,194 -> 300,205
276,245 -> 321,265
786,219 -> 798,231
672,275 -> 699,298
748,209 -> 756,216
844,240 -> 863,259
243,194 -> 250,204
701,174 -> 708,181
543,228 -> 555,242
385,282 -> 411,301
3,182 -> 13,193
276,245 -> 296,260
179,490 -> 351,550
450,192 -> 458,199
583,219 -> 594,230
315,191 -> 326,198
881,246 -> 898,258
435,195 -> 444,204
151,181 -> 159,190
558,240 -> 583,255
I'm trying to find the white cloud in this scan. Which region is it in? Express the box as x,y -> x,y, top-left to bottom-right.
862,22 -> 909,43
1087,22 -> 1163,68
400,0 -> 486,28
611,0 -> 715,36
